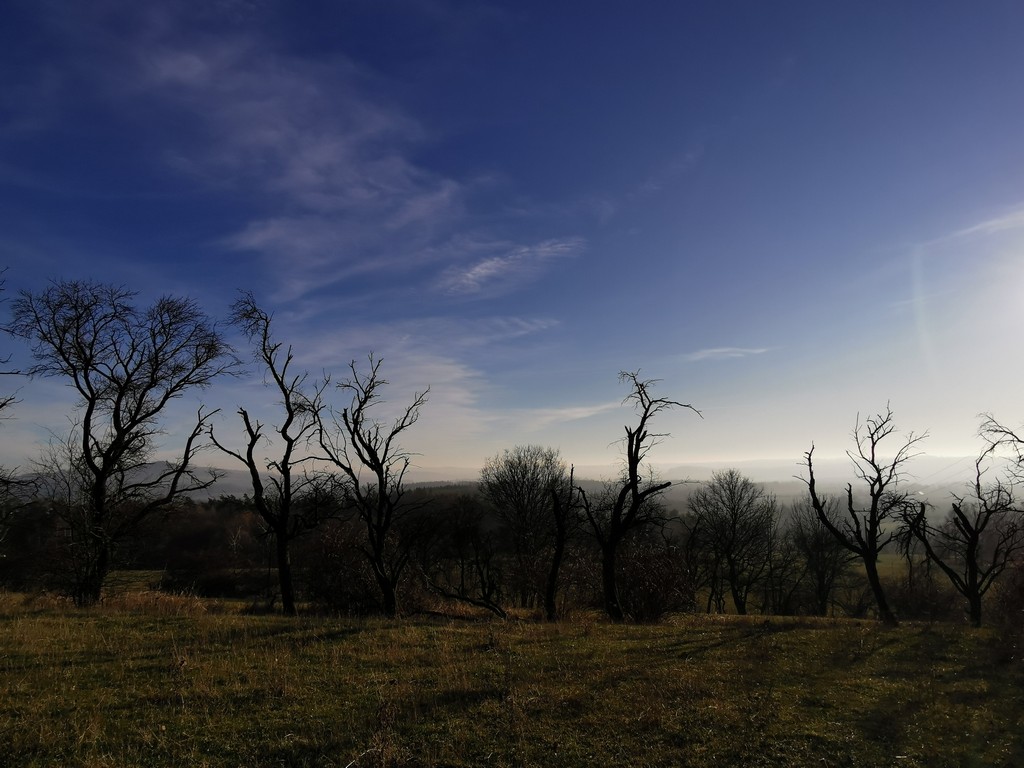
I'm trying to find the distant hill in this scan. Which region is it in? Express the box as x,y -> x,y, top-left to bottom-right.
16,454 -> 981,509
166,454 -> 992,508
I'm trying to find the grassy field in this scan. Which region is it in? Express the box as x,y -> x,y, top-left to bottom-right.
0,592 -> 1021,768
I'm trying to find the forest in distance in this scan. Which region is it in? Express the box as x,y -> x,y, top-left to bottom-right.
0,277 -> 1022,636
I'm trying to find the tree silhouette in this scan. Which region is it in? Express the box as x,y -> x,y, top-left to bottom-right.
803,406 -> 925,626
480,444 -> 579,619
317,355 -> 428,617
12,280 -> 233,605
689,469 -> 776,615
579,371 -> 699,621
905,437 -> 1024,626
209,292 -> 335,615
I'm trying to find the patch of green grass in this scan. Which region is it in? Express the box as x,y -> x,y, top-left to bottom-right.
0,593 -> 1021,767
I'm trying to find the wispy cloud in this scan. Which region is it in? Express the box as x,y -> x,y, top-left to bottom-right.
945,206 -> 1024,240
438,237 -> 585,297
684,347 -> 769,362
506,400 -> 622,431
917,203 -> 1024,249
139,33 -> 587,304
289,314 -> 560,371
7,3 -> 585,310
140,40 -> 462,264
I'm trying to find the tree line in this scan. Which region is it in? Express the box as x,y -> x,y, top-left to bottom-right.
1,278 -> 1022,628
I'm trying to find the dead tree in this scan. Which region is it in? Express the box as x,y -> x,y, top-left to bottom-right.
905,440 -> 1024,627
803,406 -> 925,626
317,355 -> 428,617
209,293 -> 334,615
579,371 -> 700,622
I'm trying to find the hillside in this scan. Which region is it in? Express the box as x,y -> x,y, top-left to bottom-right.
0,595 -> 1020,767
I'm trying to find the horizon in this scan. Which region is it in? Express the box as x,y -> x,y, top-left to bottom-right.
189,451 -> 984,493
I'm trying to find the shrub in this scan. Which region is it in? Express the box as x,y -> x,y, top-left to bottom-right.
990,558 -> 1024,662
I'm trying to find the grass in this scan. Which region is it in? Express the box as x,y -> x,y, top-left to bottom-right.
0,591 -> 1022,767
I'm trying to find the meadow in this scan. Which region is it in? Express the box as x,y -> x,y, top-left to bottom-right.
1,590 -> 1022,768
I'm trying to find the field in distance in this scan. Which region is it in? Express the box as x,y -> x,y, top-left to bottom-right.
0,592 -> 1021,768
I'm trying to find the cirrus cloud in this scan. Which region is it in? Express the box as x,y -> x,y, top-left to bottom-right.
684,347 -> 770,362
438,237 -> 585,297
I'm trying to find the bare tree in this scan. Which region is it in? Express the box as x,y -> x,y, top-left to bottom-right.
904,440 -> 1024,627
758,509 -> 808,615
11,280 -> 233,605
420,493 -> 508,618
579,371 -> 700,621
480,445 -> 559,608
479,445 -> 580,619
688,469 -> 776,615
545,465 -> 582,620
209,293 -> 335,615
788,497 -> 854,616
981,414 -> 1024,482
613,519 -> 698,622
317,355 -> 428,617
0,270 -> 20,416
0,269 -> 25,543
803,406 -> 925,626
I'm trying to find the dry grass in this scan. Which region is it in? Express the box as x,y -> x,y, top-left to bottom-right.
0,592 -> 1021,767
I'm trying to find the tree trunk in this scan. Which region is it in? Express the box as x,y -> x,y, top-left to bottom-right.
728,559 -> 748,615
967,591 -> 982,628
731,583 -> 748,615
815,573 -> 830,617
276,534 -> 296,616
601,542 -> 624,622
864,556 -> 897,626
77,540 -> 110,607
544,531 -> 566,622
376,571 -> 398,617
78,569 -> 104,607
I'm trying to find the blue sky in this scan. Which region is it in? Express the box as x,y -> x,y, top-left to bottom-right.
1,1 -> 1023,480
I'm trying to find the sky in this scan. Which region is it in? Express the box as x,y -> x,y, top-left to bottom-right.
1,1 -> 1023,482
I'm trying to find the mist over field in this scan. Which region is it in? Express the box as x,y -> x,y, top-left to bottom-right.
190,453 -> 978,526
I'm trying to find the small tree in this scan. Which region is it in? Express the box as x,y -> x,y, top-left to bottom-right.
579,371 -> 699,622
209,293 -> 335,615
688,469 -> 776,615
904,440 -> 1024,627
480,445 -> 561,608
479,445 -> 580,619
803,406 -> 925,626
615,519 -> 697,622
317,355 -> 428,617
788,497 -> 854,616
12,280 -> 233,604
420,493 -> 508,618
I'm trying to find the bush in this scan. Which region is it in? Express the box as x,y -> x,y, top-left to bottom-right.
159,567 -> 273,599
303,520 -> 384,614
617,528 -> 697,623
990,558 -> 1024,662
884,568 -> 960,623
